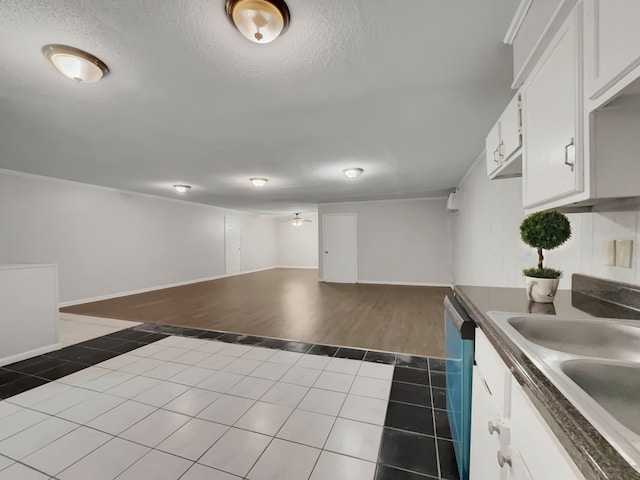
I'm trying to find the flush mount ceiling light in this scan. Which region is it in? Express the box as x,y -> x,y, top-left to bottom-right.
343,168 -> 364,179
42,44 -> 109,83
173,184 -> 191,193
226,0 -> 290,44
250,177 -> 268,187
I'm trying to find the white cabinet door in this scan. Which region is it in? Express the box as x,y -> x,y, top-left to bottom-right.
522,7 -> 583,209
505,449 -> 534,480
585,0 -> 640,101
486,121 -> 502,176
500,94 -> 522,161
469,367 -> 504,480
510,383 -> 583,480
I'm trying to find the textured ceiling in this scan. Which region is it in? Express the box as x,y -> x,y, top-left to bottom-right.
0,0 -> 517,214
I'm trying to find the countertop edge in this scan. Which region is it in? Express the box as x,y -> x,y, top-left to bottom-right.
454,285 -> 640,480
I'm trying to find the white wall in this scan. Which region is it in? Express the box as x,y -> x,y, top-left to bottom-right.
0,170 -> 278,304
318,199 -> 451,285
242,215 -> 278,272
452,157 -> 640,289
277,213 -> 319,268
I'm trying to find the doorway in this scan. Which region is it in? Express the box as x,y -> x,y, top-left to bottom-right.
225,215 -> 242,275
322,213 -> 357,283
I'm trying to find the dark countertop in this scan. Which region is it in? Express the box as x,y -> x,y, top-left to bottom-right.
454,284 -> 640,480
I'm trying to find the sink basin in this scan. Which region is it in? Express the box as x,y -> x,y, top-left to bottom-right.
507,316 -> 640,361
562,360 -> 640,436
489,311 -> 640,471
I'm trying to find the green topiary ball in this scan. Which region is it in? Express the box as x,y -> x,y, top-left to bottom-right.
520,211 -> 571,250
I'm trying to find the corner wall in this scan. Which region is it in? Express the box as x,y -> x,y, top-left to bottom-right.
318,198 -> 452,285
276,213 -> 319,268
0,170 -> 278,304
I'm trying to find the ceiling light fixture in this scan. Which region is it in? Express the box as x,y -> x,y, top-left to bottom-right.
250,177 -> 268,187
343,168 -> 364,179
173,184 -> 191,193
226,0 -> 290,44
42,44 -> 109,83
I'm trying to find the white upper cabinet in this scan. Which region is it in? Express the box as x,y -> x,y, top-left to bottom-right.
500,94 -> 522,163
486,93 -> 523,179
486,121 -> 502,177
522,5 -> 584,210
584,0 -> 640,106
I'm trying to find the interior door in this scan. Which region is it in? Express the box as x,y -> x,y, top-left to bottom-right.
322,214 -> 357,283
225,215 -> 242,275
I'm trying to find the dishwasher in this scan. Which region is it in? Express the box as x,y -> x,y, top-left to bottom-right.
444,294 -> 476,480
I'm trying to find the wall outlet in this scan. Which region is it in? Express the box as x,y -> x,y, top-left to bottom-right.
616,240 -> 633,268
603,240 -> 616,266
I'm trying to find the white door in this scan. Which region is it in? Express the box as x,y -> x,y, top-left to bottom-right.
225,215 -> 242,275
322,214 -> 357,283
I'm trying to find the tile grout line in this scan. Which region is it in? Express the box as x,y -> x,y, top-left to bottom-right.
1,325 -> 447,480
429,366 -> 443,480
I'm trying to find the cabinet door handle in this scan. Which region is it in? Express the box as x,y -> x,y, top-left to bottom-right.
488,421 -> 501,435
564,137 -> 575,172
497,450 -> 512,468
493,148 -> 500,164
498,141 -> 505,159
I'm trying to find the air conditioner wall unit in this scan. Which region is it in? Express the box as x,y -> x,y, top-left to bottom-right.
447,192 -> 458,212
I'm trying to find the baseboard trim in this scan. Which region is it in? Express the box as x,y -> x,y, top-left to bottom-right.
356,280 -> 452,287
0,343 -> 62,367
274,266 -> 318,269
59,266 -> 278,308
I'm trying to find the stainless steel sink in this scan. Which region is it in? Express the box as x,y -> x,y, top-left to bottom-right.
561,360 -> 640,436
507,316 -> 640,361
489,311 -> 640,472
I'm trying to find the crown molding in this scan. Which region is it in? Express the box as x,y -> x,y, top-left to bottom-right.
504,0 -> 533,45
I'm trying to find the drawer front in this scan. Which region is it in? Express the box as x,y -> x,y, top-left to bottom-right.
475,329 -> 510,416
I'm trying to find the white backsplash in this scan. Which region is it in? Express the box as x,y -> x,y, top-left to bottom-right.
452,159 -> 640,289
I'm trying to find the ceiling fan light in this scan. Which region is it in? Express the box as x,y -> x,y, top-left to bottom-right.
226,0 -> 290,44
173,184 -> 191,193
42,44 -> 108,83
343,168 -> 364,179
250,177 -> 268,187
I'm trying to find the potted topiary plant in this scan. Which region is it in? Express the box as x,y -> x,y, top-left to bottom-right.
520,210 -> 572,303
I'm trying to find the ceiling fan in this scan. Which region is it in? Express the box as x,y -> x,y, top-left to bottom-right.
283,213 -> 312,226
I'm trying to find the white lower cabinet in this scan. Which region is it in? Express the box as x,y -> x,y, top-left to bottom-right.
470,329 -> 584,480
469,367 -> 504,480
509,382 -> 583,480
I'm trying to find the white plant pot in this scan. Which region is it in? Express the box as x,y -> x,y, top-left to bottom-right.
525,276 -> 560,304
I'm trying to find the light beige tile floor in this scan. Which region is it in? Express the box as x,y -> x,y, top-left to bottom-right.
58,314 -> 141,347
